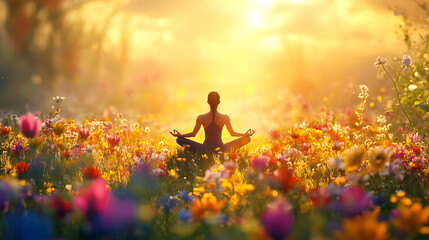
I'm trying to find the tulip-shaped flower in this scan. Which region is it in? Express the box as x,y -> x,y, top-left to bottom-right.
261,198 -> 295,240
19,112 -> 41,138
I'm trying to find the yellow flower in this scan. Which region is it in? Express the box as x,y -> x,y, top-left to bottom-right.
52,121 -> 65,136
391,202 -> 429,235
177,158 -> 186,162
368,147 -> 392,172
221,179 -> 233,192
190,193 -> 225,221
168,169 -> 179,179
345,145 -> 366,171
335,207 -> 388,240
202,154 -> 208,159
333,177 -> 346,186
215,147 -> 221,151
236,183 -> 255,195
193,187 -> 205,196
206,181 -> 217,189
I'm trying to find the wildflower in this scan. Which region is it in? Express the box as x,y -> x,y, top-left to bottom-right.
252,156 -> 267,172
261,198 -> 294,240
50,195 -> 73,219
358,85 -> 369,99
53,96 -> 65,104
178,209 -> 192,222
0,126 -> 11,136
368,147 -> 393,172
269,129 -> 280,139
168,169 -> 179,179
11,141 -> 25,155
338,186 -> 371,217
29,137 -> 43,149
52,121 -> 65,136
332,140 -> 344,151
158,194 -> 177,212
408,132 -> 420,142
288,128 -> 301,139
309,187 -> 332,208
302,143 -> 310,151
105,133 -> 120,146
328,156 -> 345,169
190,193 -> 224,221
19,112 -> 41,138
78,128 -> 90,140
84,167 -> 101,179
391,202 -> 429,235
335,207 -> 388,240
344,145 -> 366,171
236,183 -> 255,195
402,55 -> 412,67
16,162 -> 29,174
274,166 -> 303,192
374,56 -> 387,66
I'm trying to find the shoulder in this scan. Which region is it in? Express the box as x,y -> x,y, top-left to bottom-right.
220,113 -> 230,122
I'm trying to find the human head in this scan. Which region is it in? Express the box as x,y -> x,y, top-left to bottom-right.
207,91 -> 220,111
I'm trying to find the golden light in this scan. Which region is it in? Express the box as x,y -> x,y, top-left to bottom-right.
246,10 -> 265,28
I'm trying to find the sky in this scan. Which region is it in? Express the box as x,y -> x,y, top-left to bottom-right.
1,0 -> 426,138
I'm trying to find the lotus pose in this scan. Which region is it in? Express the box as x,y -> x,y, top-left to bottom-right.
170,91 -> 255,153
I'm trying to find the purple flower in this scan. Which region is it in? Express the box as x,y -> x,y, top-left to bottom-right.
19,112 -> 41,138
402,55 -> 412,67
338,186 -> 371,217
261,198 -> 294,240
11,141 -> 25,156
374,56 -> 387,66
178,209 -> 192,222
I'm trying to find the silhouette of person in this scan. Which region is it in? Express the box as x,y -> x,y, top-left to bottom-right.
170,91 -> 255,153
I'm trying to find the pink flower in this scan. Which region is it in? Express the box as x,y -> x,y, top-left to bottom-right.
252,156 -> 267,172
19,112 -> 41,138
261,198 -> 294,240
269,129 -> 280,139
338,186 -> 370,217
302,143 -> 310,152
74,178 -> 110,216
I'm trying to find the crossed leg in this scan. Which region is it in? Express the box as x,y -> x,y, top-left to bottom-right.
223,136 -> 251,151
176,137 -> 204,152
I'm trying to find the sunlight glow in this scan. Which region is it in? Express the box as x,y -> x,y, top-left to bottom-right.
246,10 -> 265,28
253,0 -> 273,7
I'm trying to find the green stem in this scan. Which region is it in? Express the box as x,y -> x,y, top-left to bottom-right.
381,64 -> 414,132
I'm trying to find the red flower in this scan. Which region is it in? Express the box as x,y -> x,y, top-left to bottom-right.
50,195 -> 73,219
84,167 -> 101,179
274,166 -> 303,192
19,112 -> 41,138
0,126 -> 11,136
62,150 -> 71,157
78,128 -> 90,140
16,162 -> 29,174
269,129 -> 280,139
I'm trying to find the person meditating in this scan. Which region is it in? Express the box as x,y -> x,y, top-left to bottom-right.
170,91 -> 255,153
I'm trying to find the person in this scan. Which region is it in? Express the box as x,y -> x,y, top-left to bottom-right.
170,91 -> 255,153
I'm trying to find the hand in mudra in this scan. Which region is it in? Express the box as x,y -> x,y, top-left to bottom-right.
170,129 -> 182,137
244,129 -> 255,137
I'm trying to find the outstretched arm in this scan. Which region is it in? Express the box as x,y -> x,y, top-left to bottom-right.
170,116 -> 202,138
225,116 -> 255,137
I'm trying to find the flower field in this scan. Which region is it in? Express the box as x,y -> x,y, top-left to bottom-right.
1,77 -> 429,240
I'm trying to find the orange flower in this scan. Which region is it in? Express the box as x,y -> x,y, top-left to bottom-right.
190,193 -> 225,221
16,162 -> 29,174
391,202 -> 429,235
335,207 -> 388,240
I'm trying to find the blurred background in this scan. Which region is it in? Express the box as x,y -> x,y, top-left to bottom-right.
0,0 -> 427,138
